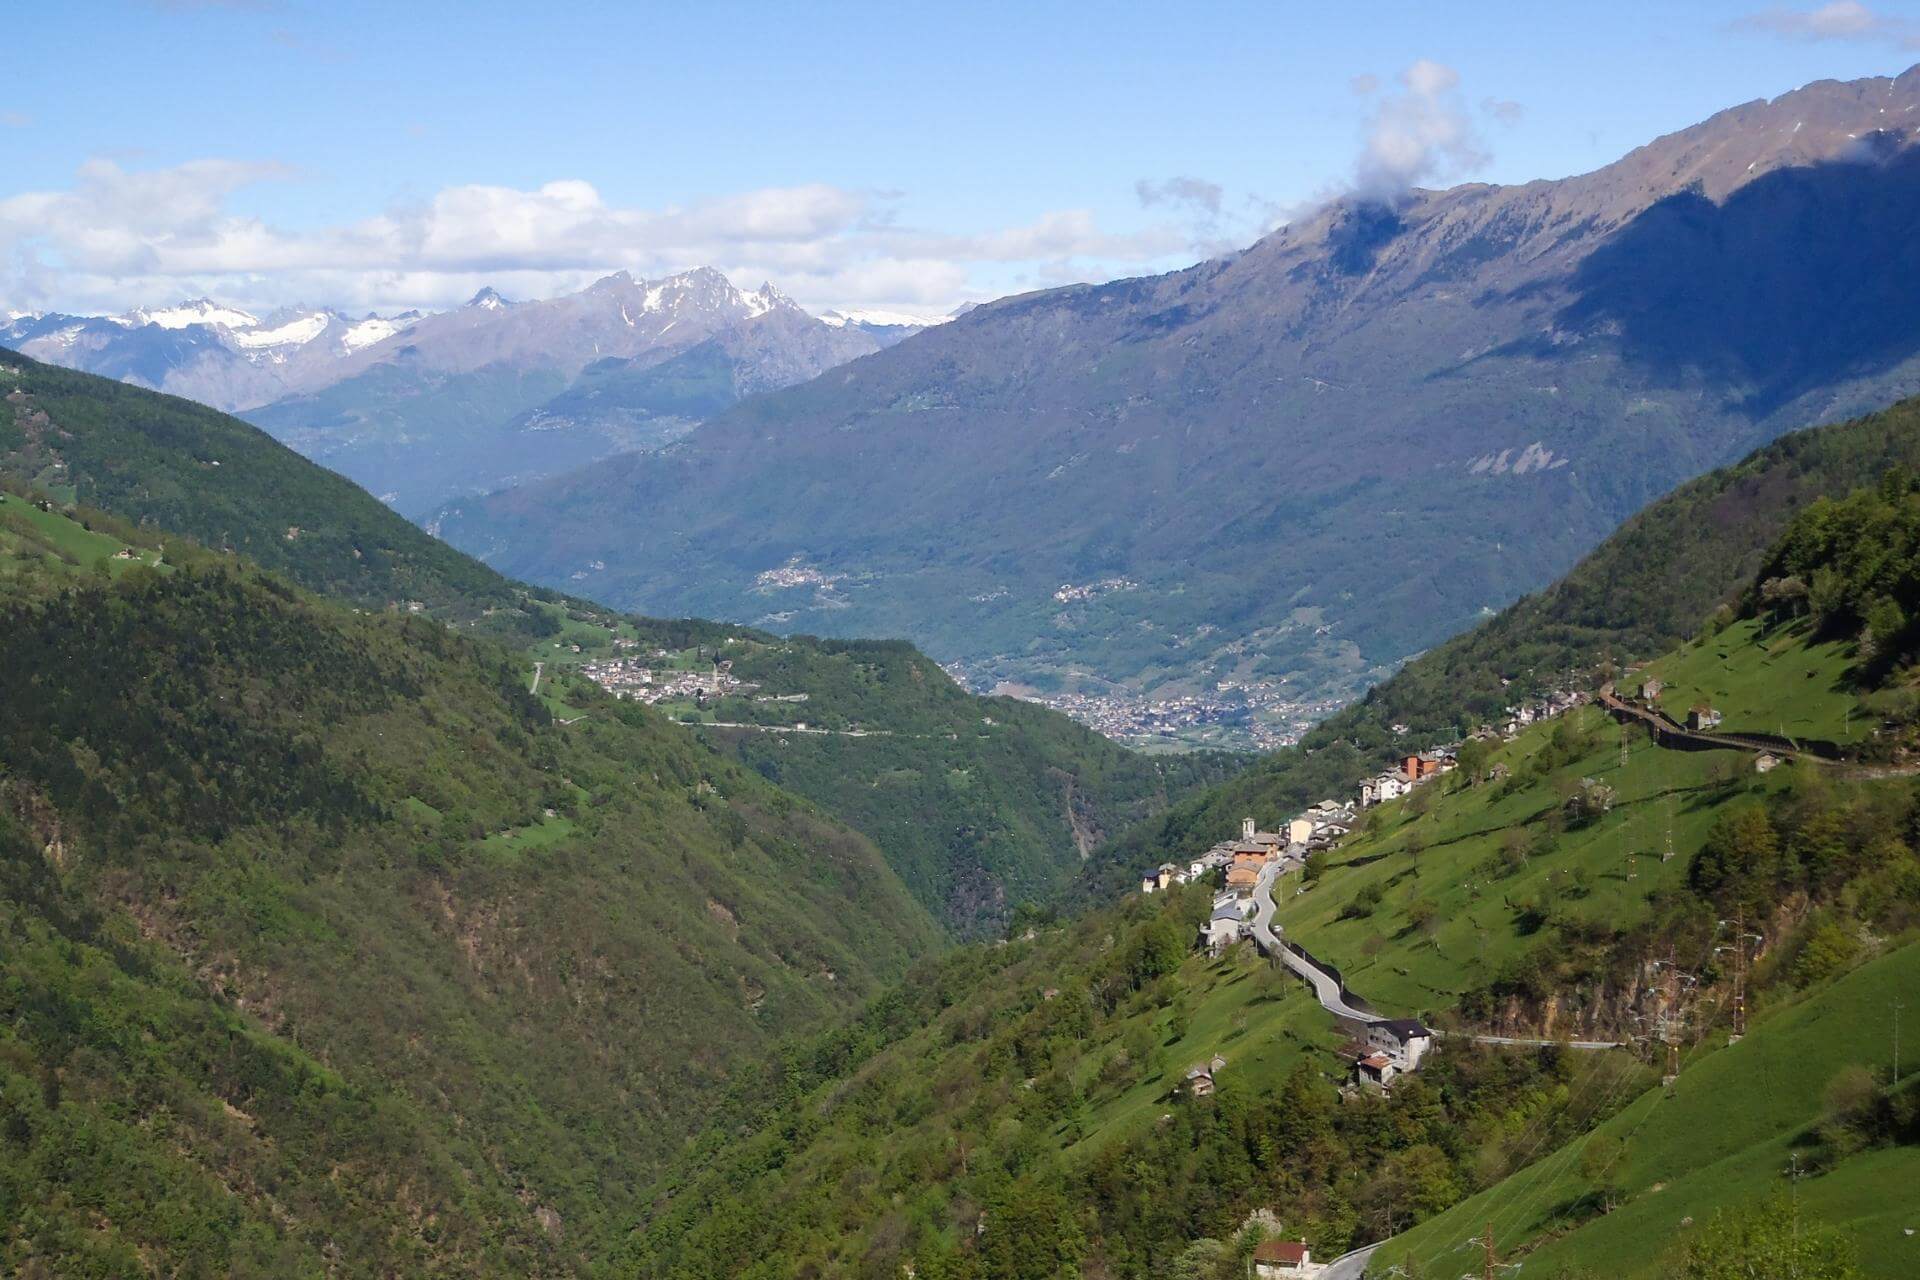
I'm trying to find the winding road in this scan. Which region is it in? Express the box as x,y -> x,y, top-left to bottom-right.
1247,856 -> 1622,1049
1247,857 -> 1378,1024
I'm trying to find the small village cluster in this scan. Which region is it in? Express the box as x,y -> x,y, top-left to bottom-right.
1142,689 -> 1591,893
1139,812 -> 1345,899
577,650 -> 757,706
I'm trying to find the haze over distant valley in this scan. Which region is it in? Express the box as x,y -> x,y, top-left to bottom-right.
436,66 -> 1920,749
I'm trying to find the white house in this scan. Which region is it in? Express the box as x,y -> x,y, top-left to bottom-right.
1359,772 -> 1408,807
1366,1018 -> 1434,1071
1201,905 -> 1246,955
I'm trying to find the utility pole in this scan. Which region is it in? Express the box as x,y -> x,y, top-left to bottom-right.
1724,912 -> 1758,1044
1483,1221 -> 1498,1280
1657,954 -> 1689,1096
1732,919 -> 1747,1042
1663,793 -> 1675,863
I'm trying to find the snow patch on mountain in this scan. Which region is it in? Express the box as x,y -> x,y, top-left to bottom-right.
230,312 -> 332,349
125,299 -> 260,331
342,316 -> 402,351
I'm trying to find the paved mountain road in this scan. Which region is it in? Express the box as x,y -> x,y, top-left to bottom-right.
1248,857 -> 1621,1049
1248,857 -> 1378,1024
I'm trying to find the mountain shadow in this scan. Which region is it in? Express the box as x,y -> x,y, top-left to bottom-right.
1561,139 -> 1920,415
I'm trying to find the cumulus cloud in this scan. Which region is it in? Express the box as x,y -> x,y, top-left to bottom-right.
1733,1 -> 1920,45
0,158 -> 1205,316
1351,59 -> 1490,201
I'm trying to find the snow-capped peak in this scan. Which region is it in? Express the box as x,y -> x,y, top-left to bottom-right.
816,307 -> 946,330
123,298 -> 260,331
747,282 -> 798,318
466,286 -> 509,311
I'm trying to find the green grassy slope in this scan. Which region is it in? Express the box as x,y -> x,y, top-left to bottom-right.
1638,615 -> 1862,747
1376,942 -> 1920,1279
0,505 -> 939,1275
1088,394 -> 1920,896
1263,708 -> 1786,1022
0,485 -> 170,587
627,887 -> 1645,1279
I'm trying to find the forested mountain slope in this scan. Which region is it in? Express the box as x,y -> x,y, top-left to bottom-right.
436,67 -> 1920,741
0,348 -> 1220,933
0,493 -> 939,1275
0,349 -> 534,628
522,610 -> 1237,933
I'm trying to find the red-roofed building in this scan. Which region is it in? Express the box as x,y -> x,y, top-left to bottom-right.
1253,1238 -> 1321,1278
1354,1052 -> 1397,1088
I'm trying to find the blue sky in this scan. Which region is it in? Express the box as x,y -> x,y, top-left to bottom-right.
6,0 -> 1919,316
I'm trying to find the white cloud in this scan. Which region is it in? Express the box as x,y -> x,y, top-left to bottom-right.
0,160 -> 1210,317
1135,177 -> 1225,216
1733,2 -> 1920,47
1351,59 -> 1490,201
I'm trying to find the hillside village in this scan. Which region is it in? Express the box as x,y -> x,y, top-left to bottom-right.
576,641 -> 759,706
1141,688 -> 1587,1097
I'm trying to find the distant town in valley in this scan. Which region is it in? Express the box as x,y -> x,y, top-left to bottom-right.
939,661 -> 1355,752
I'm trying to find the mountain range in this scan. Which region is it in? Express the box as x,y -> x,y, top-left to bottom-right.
431,66 -> 1920,748
5,269 -> 942,515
